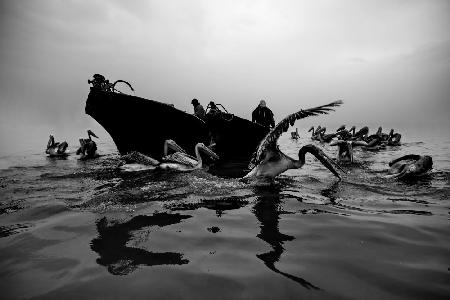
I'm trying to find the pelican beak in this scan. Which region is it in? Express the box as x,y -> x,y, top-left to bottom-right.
200,144 -> 219,160
88,130 -> 99,139
316,150 -> 346,179
167,139 -> 187,154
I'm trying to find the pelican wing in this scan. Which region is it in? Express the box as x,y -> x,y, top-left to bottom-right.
249,100 -> 343,168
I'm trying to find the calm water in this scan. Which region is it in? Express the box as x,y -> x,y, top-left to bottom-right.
0,125 -> 449,299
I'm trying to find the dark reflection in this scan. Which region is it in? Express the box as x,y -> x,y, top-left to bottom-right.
166,196 -> 249,217
90,212 -> 191,275
252,186 -> 319,290
320,181 -> 341,204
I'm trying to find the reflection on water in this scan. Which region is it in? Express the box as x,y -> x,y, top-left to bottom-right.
90,212 -> 191,275
253,186 -> 319,289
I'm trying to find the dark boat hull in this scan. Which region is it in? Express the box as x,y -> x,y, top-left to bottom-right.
85,88 -> 269,163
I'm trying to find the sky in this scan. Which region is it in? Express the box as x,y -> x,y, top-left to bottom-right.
0,0 -> 449,154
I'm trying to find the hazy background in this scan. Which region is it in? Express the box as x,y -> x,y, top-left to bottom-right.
1,0 -> 449,155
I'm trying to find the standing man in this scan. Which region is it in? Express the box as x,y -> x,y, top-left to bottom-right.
252,100 -> 275,128
191,98 -> 206,120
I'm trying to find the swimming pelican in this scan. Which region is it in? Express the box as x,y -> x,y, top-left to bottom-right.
351,126 -> 369,141
316,127 -> 338,143
120,139 -> 219,172
336,125 -> 346,132
308,126 -> 322,141
387,129 -> 401,146
363,127 -> 386,150
329,140 -> 368,163
336,125 -> 355,141
386,155 -> 432,179
243,101 -> 344,180
45,135 -> 69,157
76,129 -> 99,159
290,128 -> 299,139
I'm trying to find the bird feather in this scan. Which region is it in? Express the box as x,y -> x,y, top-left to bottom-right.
249,100 -> 343,169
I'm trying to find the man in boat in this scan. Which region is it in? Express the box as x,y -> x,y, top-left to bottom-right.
191,98 -> 206,119
207,101 -> 221,117
252,100 -> 275,128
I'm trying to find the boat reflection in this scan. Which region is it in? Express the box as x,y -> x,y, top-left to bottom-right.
253,186 -> 319,289
90,212 -> 191,275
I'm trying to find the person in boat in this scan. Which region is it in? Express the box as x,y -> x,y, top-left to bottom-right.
120,139 -> 219,172
191,98 -> 206,120
46,135 -> 69,157
243,101 -> 345,180
207,101 -> 221,117
329,140 -> 368,163
386,155 -> 432,179
252,100 -> 275,128
76,130 -> 99,159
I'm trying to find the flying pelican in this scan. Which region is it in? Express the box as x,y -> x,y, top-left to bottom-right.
45,135 -> 69,157
120,139 -> 219,172
290,128 -> 299,139
76,129 -> 99,159
243,101 -> 345,180
386,155 -> 432,179
329,140 -> 368,163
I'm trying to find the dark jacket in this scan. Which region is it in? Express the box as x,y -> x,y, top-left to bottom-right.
193,104 -> 206,119
252,106 -> 275,128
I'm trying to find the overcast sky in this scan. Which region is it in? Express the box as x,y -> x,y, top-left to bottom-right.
0,0 -> 449,154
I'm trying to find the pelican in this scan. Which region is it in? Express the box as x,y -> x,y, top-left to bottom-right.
363,127 -> 385,150
45,135 -> 69,157
316,127 -> 338,143
386,155 -> 432,179
308,125 -> 322,141
387,129 -> 401,146
351,126 -> 369,141
290,128 -> 299,139
243,101 -> 345,180
329,140 -> 368,163
336,125 -> 355,141
120,139 -> 219,172
76,129 -> 99,159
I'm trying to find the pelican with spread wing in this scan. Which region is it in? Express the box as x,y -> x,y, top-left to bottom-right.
243,101 -> 345,180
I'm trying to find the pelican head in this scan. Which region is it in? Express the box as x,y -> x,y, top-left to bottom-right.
336,125 -> 346,132
165,139 -> 187,154
376,127 -> 382,136
298,145 -> 342,179
197,143 -> 219,160
87,129 -> 98,140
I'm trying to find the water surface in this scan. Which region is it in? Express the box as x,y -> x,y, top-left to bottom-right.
0,126 -> 449,299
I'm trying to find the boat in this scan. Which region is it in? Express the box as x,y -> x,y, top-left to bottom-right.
85,74 -> 269,164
